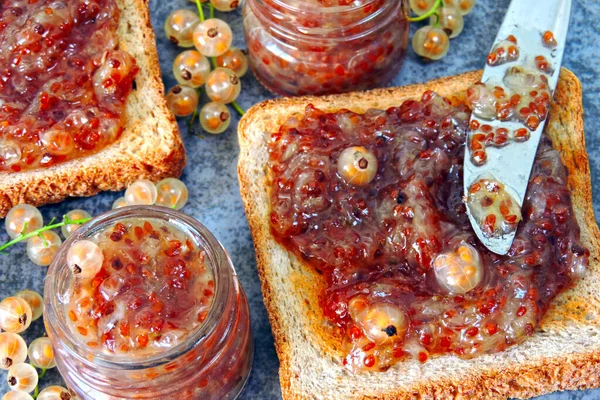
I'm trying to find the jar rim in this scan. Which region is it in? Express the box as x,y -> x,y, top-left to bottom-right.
44,205 -> 233,369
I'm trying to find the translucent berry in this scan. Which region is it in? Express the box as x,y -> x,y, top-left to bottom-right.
173,50 -> 211,88
412,26 -> 450,60
28,337 -> 56,369
164,9 -> 200,48
155,178 -> 189,210
0,332 -> 27,370
26,230 -> 62,266
39,128 -> 75,156
37,386 -> 72,400
349,298 -> 408,345
7,363 -> 38,393
215,47 -> 249,77
125,179 -> 158,206
443,0 -> 476,15
337,146 -> 378,186
0,297 -> 32,333
199,102 -> 231,135
193,19 -> 233,57
5,204 -> 44,239
61,209 -> 92,239
210,0 -> 239,11
205,68 -> 241,104
434,242 -> 483,294
1,391 -> 33,400
432,7 -> 464,38
409,0 -> 436,15
14,291 -> 43,321
0,140 -> 21,167
66,240 -> 104,279
112,197 -> 127,210
166,85 -> 199,117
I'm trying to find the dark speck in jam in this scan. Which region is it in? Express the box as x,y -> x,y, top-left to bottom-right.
268,92 -> 590,372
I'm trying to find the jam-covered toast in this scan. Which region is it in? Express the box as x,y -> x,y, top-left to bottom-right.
0,0 -> 186,217
238,69 -> 600,399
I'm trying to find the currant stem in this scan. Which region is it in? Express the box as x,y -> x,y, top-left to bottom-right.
196,0 -> 205,21
231,101 -> 245,116
209,3 -> 216,19
0,216 -> 92,253
408,0 -> 442,22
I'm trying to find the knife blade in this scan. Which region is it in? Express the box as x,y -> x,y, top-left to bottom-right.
463,0 -> 571,255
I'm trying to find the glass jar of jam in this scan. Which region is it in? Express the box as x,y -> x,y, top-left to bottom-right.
243,0 -> 410,96
44,206 -> 253,400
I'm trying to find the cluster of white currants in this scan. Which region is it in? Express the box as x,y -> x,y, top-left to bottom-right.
408,0 -> 476,61
112,177 -> 189,210
0,291 -> 71,400
164,0 -> 247,134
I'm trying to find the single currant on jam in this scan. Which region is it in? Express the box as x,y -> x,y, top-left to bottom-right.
200,102 -> 231,134
125,179 -> 158,206
0,141 -> 21,167
205,68 -> 242,104
193,19 -> 233,57
337,146 -> 378,186
14,291 -> 43,321
215,47 -> 249,77
349,298 -> 408,345
155,178 -> 189,210
0,332 -> 27,370
0,297 -> 32,333
4,205 -> 44,240
6,363 -> 38,393
164,9 -> 200,47
432,7 -> 464,38
173,50 -> 212,88
28,337 -> 56,369
37,386 -> 72,400
412,26 -> 450,61
433,242 -> 484,294
26,230 -> 62,267
166,85 -> 200,117
66,240 -> 104,279
61,209 -> 92,239
210,0 -> 240,12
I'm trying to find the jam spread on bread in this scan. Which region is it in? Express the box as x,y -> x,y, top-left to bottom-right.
267,92 -> 589,371
0,0 -> 138,172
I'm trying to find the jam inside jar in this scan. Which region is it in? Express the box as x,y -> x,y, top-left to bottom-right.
243,0 -> 410,96
44,206 -> 253,400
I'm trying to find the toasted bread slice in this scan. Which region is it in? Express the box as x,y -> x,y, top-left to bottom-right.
0,0 -> 186,218
238,69 -> 600,399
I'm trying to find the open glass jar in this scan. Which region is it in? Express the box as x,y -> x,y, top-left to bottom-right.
243,0 -> 410,96
44,206 -> 253,400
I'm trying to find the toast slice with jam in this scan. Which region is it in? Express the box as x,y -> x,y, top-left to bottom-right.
238,69 -> 600,399
0,0 -> 186,217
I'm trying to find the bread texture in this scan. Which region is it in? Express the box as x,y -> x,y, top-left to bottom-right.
0,0 -> 186,218
237,69 -> 600,399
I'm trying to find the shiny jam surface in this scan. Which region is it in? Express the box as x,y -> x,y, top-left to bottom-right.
268,93 -> 590,372
63,218 -> 214,356
242,0 -> 409,96
0,0 -> 138,172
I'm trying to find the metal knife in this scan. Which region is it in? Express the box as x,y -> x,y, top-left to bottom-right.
464,0 -> 571,255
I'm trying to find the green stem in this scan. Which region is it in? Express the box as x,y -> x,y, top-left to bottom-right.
39,368 -> 47,379
196,0 -> 205,21
407,0 -> 442,22
0,216 -> 91,253
31,368 -> 46,399
209,3 -> 216,19
211,56 -> 218,69
231,101 -> 245,116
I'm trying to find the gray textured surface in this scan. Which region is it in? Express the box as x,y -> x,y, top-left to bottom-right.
0,0 -> 599,398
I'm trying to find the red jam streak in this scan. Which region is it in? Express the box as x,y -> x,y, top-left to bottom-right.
0,0 -> 138,172
64,219 -> 214,355
466,66 -> 551,166
268,95 -> 589,372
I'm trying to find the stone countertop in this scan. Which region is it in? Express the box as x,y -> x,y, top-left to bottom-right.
0,0 -> 598,398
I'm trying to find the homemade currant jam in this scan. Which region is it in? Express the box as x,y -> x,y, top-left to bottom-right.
63,218 -> 214,356
0,0 -> 138,172
267,93 -> 590,372
45,208 -> 253,399
242,0 -> 409,96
